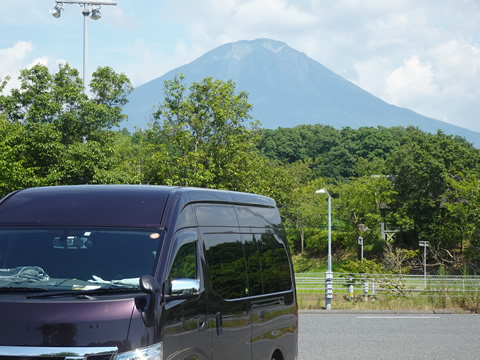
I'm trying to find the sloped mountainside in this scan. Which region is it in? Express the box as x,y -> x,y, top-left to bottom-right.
121,38 -> 480,147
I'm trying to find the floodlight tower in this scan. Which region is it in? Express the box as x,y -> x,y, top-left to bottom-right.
50,1 -> 117,90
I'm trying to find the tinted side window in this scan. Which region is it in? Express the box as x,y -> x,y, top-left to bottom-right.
204,233 -> 247,299
257,233 -> 292,293
195,205 -> 238,227
236,206 -> 281,228
169,242 -> 196,280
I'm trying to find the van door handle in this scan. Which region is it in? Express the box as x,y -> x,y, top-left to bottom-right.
198,317 -> 207,332
215,312 -> 223,337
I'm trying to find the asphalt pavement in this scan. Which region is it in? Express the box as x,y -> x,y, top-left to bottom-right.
298,310 -> 480,360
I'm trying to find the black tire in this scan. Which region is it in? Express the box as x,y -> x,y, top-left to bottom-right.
271,351 -> 283,360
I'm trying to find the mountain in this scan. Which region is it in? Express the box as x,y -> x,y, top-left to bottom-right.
121,38 -> 480,147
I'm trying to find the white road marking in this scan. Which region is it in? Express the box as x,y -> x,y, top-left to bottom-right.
357,316 -> 441,319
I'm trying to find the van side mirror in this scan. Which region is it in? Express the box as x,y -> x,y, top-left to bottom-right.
138,275 -> 161,327
168,278 -> 200,300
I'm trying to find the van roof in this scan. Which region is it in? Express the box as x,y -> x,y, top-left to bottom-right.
0,185 -> 275,228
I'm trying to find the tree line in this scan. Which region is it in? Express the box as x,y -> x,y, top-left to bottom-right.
2,65 -> 480,274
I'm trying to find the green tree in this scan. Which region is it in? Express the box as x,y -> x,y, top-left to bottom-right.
386,131 -> 480,249
436,175 -> 480,271
109,128 -> 147,184
143,74 -> 262,190
0,63 -> 133,196
258,125 -> 402,180
282,177 -> 325,254
335,175 -> 394,253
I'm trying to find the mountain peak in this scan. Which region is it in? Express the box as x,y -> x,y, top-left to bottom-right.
202,38 -> 288,62
122,38 -> 480,147
230,39 -> 287,59
262,39 -> 288,53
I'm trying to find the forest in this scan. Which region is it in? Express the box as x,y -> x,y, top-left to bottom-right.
1,65 -> 480,276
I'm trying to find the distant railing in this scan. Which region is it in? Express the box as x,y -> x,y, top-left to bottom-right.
295,272 -> 480,299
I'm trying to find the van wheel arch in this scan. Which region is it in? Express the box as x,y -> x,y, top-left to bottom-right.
271,349 -> 284,360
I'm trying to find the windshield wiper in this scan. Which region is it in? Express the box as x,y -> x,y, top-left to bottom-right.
27,287 -> 140,299
0,287 -> 49,293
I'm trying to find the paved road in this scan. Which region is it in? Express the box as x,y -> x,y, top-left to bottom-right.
298,311 -> 480,360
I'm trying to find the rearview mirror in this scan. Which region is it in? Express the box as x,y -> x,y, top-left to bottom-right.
138,275 -> 161,327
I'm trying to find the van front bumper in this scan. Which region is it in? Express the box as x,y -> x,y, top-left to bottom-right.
0,343 -> 163,360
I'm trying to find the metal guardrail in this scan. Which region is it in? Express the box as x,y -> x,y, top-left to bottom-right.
295,272 -> 480,298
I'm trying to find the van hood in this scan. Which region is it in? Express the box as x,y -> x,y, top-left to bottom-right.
0,295 -> 152,353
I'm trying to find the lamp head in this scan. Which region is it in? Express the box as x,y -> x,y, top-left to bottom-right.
90,7 -> 102,20
50,3 -> 63,18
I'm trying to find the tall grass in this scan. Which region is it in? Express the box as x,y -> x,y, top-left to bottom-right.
297,293 -> 476,312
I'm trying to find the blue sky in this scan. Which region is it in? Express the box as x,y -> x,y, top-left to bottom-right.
1,0 -> 480,133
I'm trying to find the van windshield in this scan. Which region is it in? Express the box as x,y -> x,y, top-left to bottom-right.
0,227 -> 164,291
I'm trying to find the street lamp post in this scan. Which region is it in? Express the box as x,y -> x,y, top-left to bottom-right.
419,241 -> 430,289
50,0 -> 117,90
316,188 -> 333,310
358,236 -> 364,262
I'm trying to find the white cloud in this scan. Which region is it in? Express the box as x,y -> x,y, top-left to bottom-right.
373,37 -> 480,130
0,41 -> 34,92
385,55 -> 437,103
427,39 -> 480,96
0,41 -> 33,74
0,41 -> 66,93
231,0 -> 318,31
162,0 -> 318,50
27,57 -> 50,68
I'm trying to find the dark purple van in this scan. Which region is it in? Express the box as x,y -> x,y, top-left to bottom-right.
0,185 -> 298,360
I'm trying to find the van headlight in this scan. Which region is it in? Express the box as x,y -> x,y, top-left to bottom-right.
115,342 -> 162,360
